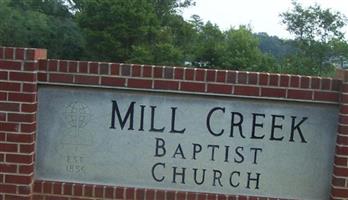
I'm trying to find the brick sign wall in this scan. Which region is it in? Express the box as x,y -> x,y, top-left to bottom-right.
0,46 -> 348,200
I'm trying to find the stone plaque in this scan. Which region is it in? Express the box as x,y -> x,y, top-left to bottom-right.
36,86 -> 338,199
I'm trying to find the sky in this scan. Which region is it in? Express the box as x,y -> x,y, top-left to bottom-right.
182,0 -> 348,39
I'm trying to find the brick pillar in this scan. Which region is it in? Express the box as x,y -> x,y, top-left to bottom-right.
331,69 -> 348,199
0,47 -> 46,200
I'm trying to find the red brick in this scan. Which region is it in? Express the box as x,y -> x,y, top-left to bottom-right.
175,68 -> 184,80
207,70 -> 216,82
68,61 -> 78,73
136,188 -> 145,200
105,186 -> 115,199
0,163 -> 17,173
75,75 -> 99,85
181,82 -> 205,92
22,83 -> 37,92
73,184 -> 82,196
340,105 -> 348,115
314,91 -> 339,102
332,177 -> 346,187
237,72 -> 247,84
5,175 -> 31,184
49,73 -> 73,83
195,69 -> 205,81
300,76 -> 310,88
19,164 -> 34,174
143,65 -> 153,77
63,183 -> 73,195
132,65 -> 141,77
53,184 -> 67,197
0,47 -> 3,59
7,133 -> 34,143
166,191 -> 175,200
227,71 -> 236,83
0,184 -> 16,193
6,154 -> 33,164
126,188 -> 135,199
290,76 -> 300,87
15,48 -> 25,60
23,61 -> 36,71
0,132 -> 4,141
115,187 -> 124,199
8,113 -> 35,123
187,192 -> 197,200
59,60 -> 68,72
78,61 -> 88,73
94,185 -> 104,197
259,73 -> 269,85
248,73 -> 258,84
336,146 -> 348,155
164,67 -> 174,79
26,48 -> 47,60
0,60 -> 22,70
19,144 -> 35,153
0,112 -> 5,121
34,181 -> 43,193
234,86 -> 259,96
110,63 -> 120,75
261,88 -> 286,98
0,92 -> 6,101
128,79 -> 152,89
154,80 -> 179,90
121,64 -> 131,76
154,67 -> 163,78
331,188 -> 348,197
177,191 -> 186,200
332,79 -> 342,91
38,60 -> 47,71
185,68 -> 194,80
21,103 -> 37,113
321,78 -> 331,90
311,77 -> 320,89
38,72 -> 47,82
0,82 -> 21,91
21,123 -> 36,133
0,102 -> 20,111
0,143 -> 17,152
18,185 -> 31,195
100,63 -> 109,74
0,71 -> 8,80
269,74 -> 279,86
207,84 -> 232,94
4,48 -> 14,59
48,60 -> 58,71
339,115 -> 348,124
337,134 -> 348,145
217,71 -> 226,82
334,156 -> 347,166
45,196 -> 69,200
156,190 -> 165,200
8,93 -> 36,102
0,123 -> 19,132
287,89 -> 312,100
334,166 -> 348,177
84,185 -> 94,197
207,193 -> 217,200
101,77 -> 125,87
5,194 -> 32,200
43,181 -> 52,193
197,193 -> 206,200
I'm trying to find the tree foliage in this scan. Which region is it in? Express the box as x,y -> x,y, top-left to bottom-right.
280,0 -> 348,75
1,0 -> 347,76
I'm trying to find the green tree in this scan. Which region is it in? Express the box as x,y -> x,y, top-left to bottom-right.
0,0 -> 85,59
280,0 -> 348,75
220,26 -> 276,71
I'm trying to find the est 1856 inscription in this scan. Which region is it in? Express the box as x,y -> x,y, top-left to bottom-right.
36,86 -> 338,200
